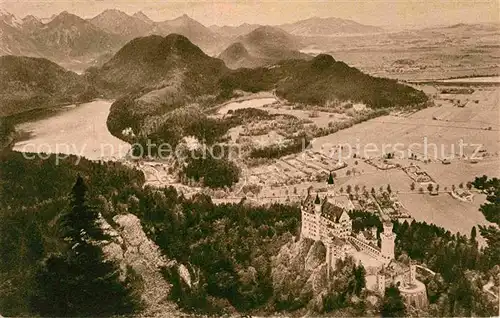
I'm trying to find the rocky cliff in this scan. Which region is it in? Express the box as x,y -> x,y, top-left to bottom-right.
102,213 -> 182,317
271,236 -> 330,311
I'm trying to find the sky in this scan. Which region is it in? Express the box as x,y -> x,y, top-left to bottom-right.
1,0 -> 499,28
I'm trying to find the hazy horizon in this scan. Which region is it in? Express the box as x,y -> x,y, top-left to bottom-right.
1,0 -> 499,28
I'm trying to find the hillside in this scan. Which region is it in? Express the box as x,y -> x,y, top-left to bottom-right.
94,34 -> 228,139
279,16 -> 384,36
133,11 -> 154,25
103,36 -> 427,148
220,54 -> 428,107
20,15 -> 43,32
35,11 -> 124,58
0,10 -> 40,56
93,34 -> 227,95
218,26 -> 310,69
0,55 -> 94,117
218,42 -> 262,69
0,18 -> 40,56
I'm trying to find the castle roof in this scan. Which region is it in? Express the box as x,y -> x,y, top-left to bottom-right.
314,194 -> 321,204
326,233 -> 347,246
302,191 -> 348,220
321,200 -> 344,222
302,191 -> 314,212
385,260 -> 409,276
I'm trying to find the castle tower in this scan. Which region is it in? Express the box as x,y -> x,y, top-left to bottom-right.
377,269 -> 386,294
409,262 -> 417,285
380,221 -> 395,262
327,171 -> 335,196
325,239 -> 333,279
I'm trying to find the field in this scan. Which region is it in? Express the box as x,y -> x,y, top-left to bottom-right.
396,192 -> 490,236
228,82 -> 499,237
305,83 -> 499,235
312,84 -> 499,160
299,24 -> 500,81
216,97 -> 277,115
138,81 -> 499,238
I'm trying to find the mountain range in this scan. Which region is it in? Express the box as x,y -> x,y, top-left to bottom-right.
0,9 -> 387,71
89,9 -> 152,39
1,32 -> 427,144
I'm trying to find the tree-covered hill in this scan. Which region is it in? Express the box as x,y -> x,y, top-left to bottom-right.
220,54 -> 428,107
218,26 -> 310,69
101,35 -> 427,149
0,55 -> 96,117
89,34 -> 228,97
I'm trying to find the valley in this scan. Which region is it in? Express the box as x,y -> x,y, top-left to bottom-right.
134,81 -> 499,238
0,4 -> 499,318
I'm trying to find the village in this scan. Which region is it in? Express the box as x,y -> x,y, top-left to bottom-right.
126,79 -> 499,241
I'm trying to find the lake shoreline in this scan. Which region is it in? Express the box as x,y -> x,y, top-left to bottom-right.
12,99 -> 130,161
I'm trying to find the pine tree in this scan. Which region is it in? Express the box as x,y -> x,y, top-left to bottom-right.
60,175 -> 109,247
353,264 -> 366,296
328,172 -> 334,185
31,175 -> 141,316
470,226 -> 477,242
427,183 -> 434,193
381,285 -> 406,317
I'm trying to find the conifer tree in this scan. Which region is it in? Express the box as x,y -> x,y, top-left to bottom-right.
328,172 -> 334,185
60,175 -> 109,247
31,175 -> 140,317
381,285 -> 406,317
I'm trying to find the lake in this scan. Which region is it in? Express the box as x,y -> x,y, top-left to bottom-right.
439,76 -> 500,83
13,100 -> 131,161
217,97 -> 277,115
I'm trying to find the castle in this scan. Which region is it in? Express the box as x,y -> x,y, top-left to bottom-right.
300,174 -> 428,308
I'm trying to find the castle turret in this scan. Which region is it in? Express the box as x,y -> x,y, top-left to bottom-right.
380,221 -> 395,262
377,269 -> 387,294
314,194 -> 321,214
409,262 -> 417,285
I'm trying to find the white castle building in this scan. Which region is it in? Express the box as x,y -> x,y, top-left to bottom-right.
301,175 -> 428,308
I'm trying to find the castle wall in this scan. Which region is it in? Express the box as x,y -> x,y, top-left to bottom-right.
399,280 -> 428,310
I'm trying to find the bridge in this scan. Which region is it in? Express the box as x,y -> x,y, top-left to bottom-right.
415,264 -> 436,276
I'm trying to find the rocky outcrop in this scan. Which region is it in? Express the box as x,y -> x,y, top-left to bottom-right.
102,214 -> 182,317
271,236 -> 329,311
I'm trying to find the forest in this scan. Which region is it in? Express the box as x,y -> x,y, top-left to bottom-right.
0,151 -> 498,316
